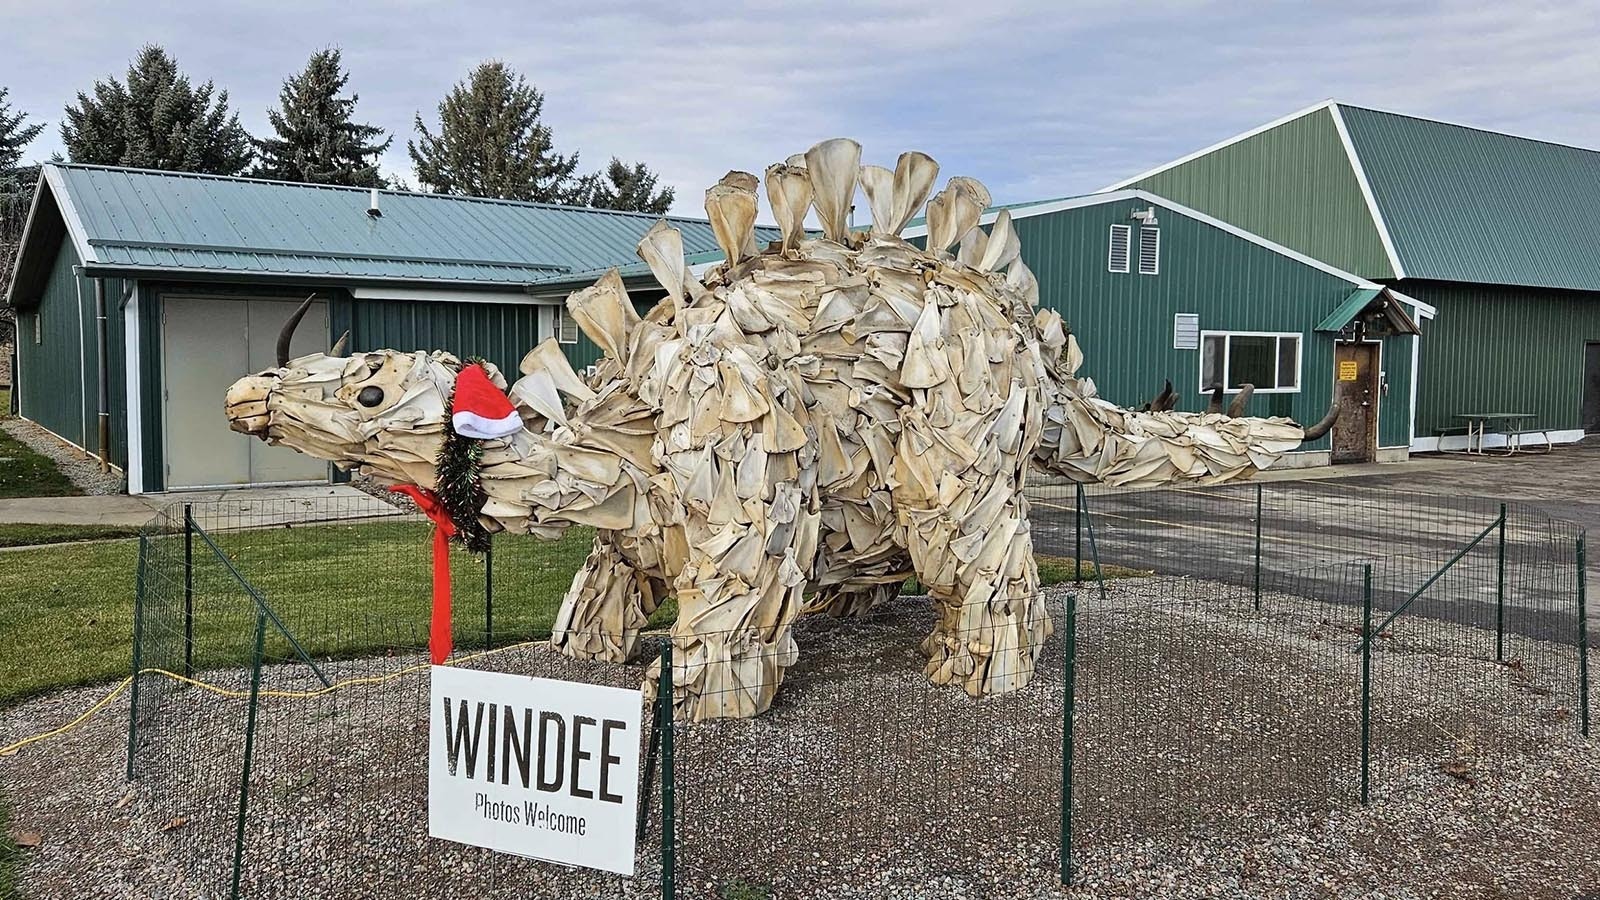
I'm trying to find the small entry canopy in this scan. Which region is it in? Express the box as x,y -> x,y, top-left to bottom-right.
1315,287 -> 1420,338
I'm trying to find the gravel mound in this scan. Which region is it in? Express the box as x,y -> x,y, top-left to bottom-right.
2,579 -> 1598,899
1,417 -> 125,494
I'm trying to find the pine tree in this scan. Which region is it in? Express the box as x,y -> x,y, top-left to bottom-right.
0,87 -> 44,188
61,44 -> 253,175
408,62 -> 579,202
1,86 -> 44,343
569,157 -> 675,214
253,49 -> 391,187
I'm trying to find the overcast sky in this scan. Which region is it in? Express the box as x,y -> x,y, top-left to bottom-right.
4,0 -> 1599,216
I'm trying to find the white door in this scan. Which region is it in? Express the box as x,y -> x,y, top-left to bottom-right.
163,296 -> 331,488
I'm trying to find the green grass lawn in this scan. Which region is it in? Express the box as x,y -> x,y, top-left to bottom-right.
0,524 -> 145,548
0,414 -> 81,499
0,517 -> 1144,705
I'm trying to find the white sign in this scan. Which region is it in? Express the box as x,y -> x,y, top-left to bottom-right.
429,666 -> 644,875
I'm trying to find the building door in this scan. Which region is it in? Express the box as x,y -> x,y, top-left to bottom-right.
163,296 -> 330,488
1331,342 -> 1379,464
1584,342 -> 1600,434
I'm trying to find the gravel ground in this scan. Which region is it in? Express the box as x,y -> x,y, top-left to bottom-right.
2,578 -> 1598,899
0,418 -> 125,494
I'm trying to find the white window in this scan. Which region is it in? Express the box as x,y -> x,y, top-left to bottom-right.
558,308 -> 579,344
1173,313 -> 1199,350
1108,224 -> 1131,273
1138,227 -> 1160,275
1199,331 -> 1301,393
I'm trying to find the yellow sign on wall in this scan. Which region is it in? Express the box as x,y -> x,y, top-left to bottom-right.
1337,360 -> 1359,382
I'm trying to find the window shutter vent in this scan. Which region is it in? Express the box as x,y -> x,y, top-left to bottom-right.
1138,227 -> 1160,275
1108,224 -> 1131,273
558,308 -> 579,344
1173,313 -> 1199,350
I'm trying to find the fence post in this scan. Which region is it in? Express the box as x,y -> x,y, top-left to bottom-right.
1060,591 -> 1077,885
1253,484 -> 1263,612
637,643 -> 666,842
1074,483 -> 1084,584
1495,503 -> 1507,662
126,534 -> 148,781
231,608 -> 269,900
184,504 -> 195,679
1079,489 -> 1109,603
660,642 -> 675,900
484,539 -> 495,652
1579,533 -> 1590,739
1360,563 -> 1372,806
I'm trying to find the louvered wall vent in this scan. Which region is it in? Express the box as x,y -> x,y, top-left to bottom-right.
1108,224 -> 1131,273
1139,227 -> 1160,275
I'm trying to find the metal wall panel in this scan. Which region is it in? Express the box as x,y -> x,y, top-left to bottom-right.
1013,199 -> 1414,450
12,240 -> 131,469
1129,107 -> 1395,279
1402,280 -> 1600,436
16,240 -> 87,447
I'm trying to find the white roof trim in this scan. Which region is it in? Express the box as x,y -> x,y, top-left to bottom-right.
1329,103 -> 1406,280
1386,288 -> 1436,320
348,286 -> 551,305
1096,100 -> 1337,193
42,165 -> 97,266
3,168 -> 94,306
900,191 -> 1146,240
909,188 -> 1389,291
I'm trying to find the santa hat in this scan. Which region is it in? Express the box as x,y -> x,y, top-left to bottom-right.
451,364 -> 522,440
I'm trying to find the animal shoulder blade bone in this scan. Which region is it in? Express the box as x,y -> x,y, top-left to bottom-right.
223,139 -> 1327,722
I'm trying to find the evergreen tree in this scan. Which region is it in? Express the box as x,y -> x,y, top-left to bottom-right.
253,49 -> 391,187
568,157 -> 675,214
0,87 -> 44,188
61,45 -> 253,175
408,62 -> 579,202
1,86 -> 44,343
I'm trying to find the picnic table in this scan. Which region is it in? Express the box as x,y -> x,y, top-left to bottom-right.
1451,412 -> 1549,455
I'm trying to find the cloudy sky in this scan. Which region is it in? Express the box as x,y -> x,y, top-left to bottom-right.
4,0 -> 1599,215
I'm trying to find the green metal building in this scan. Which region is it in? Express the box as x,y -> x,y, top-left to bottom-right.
908,192 -> 1429,466
2,164 -> 772,492
1105,100 -> 1600,451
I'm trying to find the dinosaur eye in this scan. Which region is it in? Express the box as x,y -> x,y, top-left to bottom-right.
357,386 -> 385,408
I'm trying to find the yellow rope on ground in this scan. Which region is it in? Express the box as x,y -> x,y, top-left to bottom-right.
0,676 -> 134,758
0,637 -> 550,759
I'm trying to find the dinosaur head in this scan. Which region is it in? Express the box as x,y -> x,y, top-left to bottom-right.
224,296 -> 502,489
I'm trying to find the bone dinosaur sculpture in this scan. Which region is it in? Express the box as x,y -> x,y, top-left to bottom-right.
225,139 -> 1334,721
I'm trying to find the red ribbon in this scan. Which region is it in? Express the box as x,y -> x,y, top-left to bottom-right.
391,485 -> 456,665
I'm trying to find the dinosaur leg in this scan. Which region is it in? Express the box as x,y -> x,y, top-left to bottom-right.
902,483 -> 1054,698
549,536 -> 665,663
651,483 -> 817,722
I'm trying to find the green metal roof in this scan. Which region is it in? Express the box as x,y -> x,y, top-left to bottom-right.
1314,288 -> 1381,332
7,163 -> 776,302
1339,104 -> 1600,291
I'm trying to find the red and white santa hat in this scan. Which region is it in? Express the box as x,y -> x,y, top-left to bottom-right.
451,364 -> 523,440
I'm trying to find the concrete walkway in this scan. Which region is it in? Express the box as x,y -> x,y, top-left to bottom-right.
0,484 -> 403,527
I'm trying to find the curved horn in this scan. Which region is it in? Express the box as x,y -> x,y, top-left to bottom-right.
276,295 -> 317,367
1300,405 -> 1340,441
1206,385 -> 1224,414
1226,384 -> 1255,417
329,330 -> 350,357
1151,378 -> 1177,412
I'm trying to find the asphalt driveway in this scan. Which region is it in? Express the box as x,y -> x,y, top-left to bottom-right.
1026,439 -> 1600,643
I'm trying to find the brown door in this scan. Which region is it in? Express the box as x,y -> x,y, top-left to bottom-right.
1331,342 -> 1379,464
